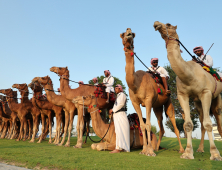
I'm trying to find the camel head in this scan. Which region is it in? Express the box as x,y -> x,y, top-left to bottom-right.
28,81 -> 43,92
0,88 -> 15,99
50,66 -> 69,78
12,83 -> 28,92
32,76 -> 52,86
0,95 -> 6,101
153,21 -> 179,41
120,28 -> 135,52
72,95 -> 97,112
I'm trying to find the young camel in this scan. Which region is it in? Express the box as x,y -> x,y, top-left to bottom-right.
29,80 -> 76,147
119,28 -> 184,156
12,84 -> 40,142
154,21 -> 222,160
31,77 -> 65,145
50,66 -> 115,148
73,95 -> 158,151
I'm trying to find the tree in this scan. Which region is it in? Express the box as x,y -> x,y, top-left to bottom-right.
151,125 -> 158,134
164,65 -> 199,136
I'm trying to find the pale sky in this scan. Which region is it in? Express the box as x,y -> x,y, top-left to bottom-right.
1,0 -> 222,139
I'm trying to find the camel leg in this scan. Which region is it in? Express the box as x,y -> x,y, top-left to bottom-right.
59,118 -> 65,141
74,106 -> 84,148
54,114 -> 62,145
30,116 -> 38,143
84,118 -> 90,144
0,122 -> 6,139
164,99 -> 184,153
194,101 -> 205,152
178,94 -> 194,159
17,119 -> 24,141
1,122 -> 7,139
23,119 -> 28,141
48,113 -> 52,144
65,110 -> 75,147
131,100 -> 152,156
27,119 -> 31,140
153,107 -> 164,151
95,142 -> 116,151
11,119 -> 17,139
58,110 -> 69,146
8,122 -> 14,139
200,91 -> 222,161
37,114 -> 45,143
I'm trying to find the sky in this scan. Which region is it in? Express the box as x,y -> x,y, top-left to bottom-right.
1,0 -> 222,140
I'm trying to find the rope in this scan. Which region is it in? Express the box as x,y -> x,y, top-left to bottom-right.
87,113 -> 113,143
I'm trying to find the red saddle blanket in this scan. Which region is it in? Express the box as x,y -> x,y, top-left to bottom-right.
94,84 -> 116,103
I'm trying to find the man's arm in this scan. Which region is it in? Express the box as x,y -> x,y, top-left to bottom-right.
160,67 -> 170,79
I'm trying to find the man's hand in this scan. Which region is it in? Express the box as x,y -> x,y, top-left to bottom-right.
109,109 -> 113,115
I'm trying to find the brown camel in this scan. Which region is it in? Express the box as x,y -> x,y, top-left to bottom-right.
29,80 -> 76,146
73,95 -> 158,151
119,28 -> 184,156
154,21 -> 222,160
50,66 -> 115,148
12,84 -> 40,142
0,89 -> 21,139
28,82 -> 55,143
0,100 -> 11,138
30,78 -> 65,145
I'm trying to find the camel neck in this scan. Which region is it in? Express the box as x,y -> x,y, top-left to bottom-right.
43,84 -> 66,106
166,42 -> 194,85
90,108 -> 111,142
125,51 -> 137,92
7,99 -> 20,113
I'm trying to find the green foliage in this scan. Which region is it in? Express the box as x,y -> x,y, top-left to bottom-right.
88,75 -> 128,97
0,137 -> 222,169
164,65 -> 199,133
151,125 -> 157,134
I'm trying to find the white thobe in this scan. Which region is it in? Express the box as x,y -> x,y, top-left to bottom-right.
198,55 -> 213,67
112,92 -> 130,152
148,66 -> 170,78
103,75 -> 114,93
94,82 -> 98,86
198,55 -> 222,77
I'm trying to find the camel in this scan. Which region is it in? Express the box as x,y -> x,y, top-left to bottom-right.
50,66 -> 115,148
28,82 -> 55,143
29,79 -> 76,146
12,84 -> 40,142
119,28 -> 184,156
30,77 -> 66,145
0,89 -> 21,139
154,21 -> 222,160
73,95 -> 158,151
0,100 -> 11,138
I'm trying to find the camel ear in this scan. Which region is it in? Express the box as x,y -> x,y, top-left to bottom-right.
66,66 -> 68,69
174,25 -> 177,29
120,33 -> 125,39
132,33 -> 135,38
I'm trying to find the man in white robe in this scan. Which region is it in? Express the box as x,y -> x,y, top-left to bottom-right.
193,46 -> 222,77
92,77 -> 98,86
102,70 -> 114,103
148,58 -> 170,95
109,84 -> 130,153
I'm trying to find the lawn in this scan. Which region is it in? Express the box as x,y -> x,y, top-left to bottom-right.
0,137 -> 221,170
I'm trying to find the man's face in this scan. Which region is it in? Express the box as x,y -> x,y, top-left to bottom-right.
195,50 -> 202,57
93,79 -> 97,84
152,61 -> 158,67
115,87 -> 121,94
104,72 -> 109,77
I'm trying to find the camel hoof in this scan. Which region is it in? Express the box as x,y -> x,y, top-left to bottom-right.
210,155 -> 222,161
64,144 -> 70,147
16,139 -> 19,142
196,148 -> 204,153
57,143 -> 63,146
48,141 -> 52,144
29,140 -> 34,143
146,152 -> 156,157
73,145 -> 82,148
180,153 -> 194,159
179,149 -> 185,153
37,141 -> 41,143
23,139 -> 26,141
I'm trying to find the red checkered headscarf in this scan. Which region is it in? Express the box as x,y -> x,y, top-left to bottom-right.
92,77 -> 98,82
193,46 -> 204,55
151,58 -> 158,64
115,84 -> 123,92
104,70 -> 110,75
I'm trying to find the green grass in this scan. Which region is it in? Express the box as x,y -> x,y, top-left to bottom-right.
0,137 -> 221,170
